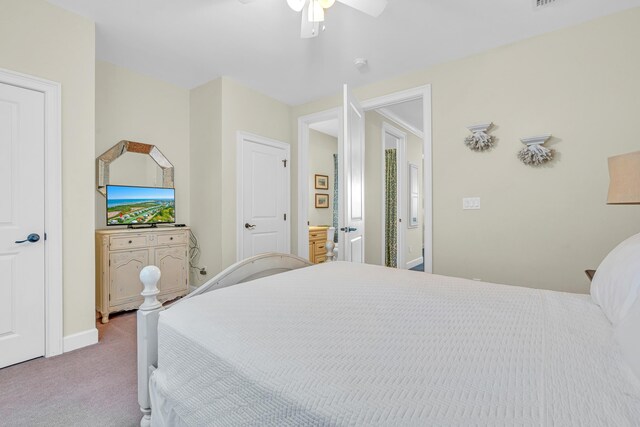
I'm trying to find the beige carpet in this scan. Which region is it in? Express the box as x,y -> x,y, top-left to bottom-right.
0,312 -> 140,426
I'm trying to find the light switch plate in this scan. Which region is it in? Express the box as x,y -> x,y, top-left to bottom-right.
462,197 -> 481,210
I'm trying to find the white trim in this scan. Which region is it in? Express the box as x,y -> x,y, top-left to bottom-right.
0,68 -> 63,357
236,131 -> 291,262
380,122 -> 407,268
63,328 -> 98,353
377,107 -> 424,139
406,256 -> 424,270
297,85 -> 433,273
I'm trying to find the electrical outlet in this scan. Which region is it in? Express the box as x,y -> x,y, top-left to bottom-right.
462,197 -> 481,210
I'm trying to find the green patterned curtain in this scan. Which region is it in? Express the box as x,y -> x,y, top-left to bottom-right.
385,149 -> 397,268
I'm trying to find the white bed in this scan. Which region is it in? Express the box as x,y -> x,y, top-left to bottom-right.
141,260 -> 640,426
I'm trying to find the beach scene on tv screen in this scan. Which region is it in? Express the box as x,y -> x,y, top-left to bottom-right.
107,186 -> 175,225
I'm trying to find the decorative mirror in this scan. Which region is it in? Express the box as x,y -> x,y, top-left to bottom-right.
96,140 -> 174,196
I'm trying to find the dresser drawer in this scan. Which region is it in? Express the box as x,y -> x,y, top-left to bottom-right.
157,233 -> 186,246
314,240 -> 327,254
309,230 -> 327,242
110,235 -> 148,250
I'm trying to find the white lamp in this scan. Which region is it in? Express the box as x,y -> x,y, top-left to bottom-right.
287,0 -> 306,12
607,151 -> 640,204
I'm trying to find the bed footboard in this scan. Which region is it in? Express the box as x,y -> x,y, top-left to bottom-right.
137,266 -> 164,427
136,252 -> 312,426
181,252 -> 312,302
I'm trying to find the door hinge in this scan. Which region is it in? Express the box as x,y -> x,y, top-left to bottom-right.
282,159 -> 287,168
109,293 -> 111,301
44,233 -> 47,240
284,213 -> 287,221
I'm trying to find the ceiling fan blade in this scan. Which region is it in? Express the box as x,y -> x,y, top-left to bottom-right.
337,0 -> 387,17
300,3 -> 320,38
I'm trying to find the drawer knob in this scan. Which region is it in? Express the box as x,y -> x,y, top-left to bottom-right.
128,240 -> 132,244
170,237 -> 173,240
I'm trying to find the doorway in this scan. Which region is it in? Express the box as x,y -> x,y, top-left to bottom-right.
378,98 -> 425,271
307,120 -> 339,264
0,69 -> 63,367
236,132 -> 290,261
381,123 -> 406,269
297,86 -> 432,272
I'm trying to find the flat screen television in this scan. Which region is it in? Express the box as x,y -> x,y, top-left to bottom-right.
106,185 -> 175,226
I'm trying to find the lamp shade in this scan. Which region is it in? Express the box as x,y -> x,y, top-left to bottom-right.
607,151 -> 640,204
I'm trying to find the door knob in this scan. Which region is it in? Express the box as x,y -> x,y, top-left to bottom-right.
244,223 -> 256,230
15,233 -> 40,244
340,227 -> 357,232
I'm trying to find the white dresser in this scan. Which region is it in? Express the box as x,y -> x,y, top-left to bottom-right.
95,227 -> 190,323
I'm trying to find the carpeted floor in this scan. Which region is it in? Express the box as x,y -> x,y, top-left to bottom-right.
0,312 -> 140,426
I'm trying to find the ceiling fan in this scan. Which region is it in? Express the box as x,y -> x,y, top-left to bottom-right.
238,0 -> 388,38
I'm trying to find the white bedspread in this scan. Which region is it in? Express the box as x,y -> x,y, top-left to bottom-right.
150,262 -> 640,426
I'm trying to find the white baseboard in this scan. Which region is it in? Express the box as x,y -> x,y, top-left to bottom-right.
406,256 -> 424,270
63,328 -> 98,353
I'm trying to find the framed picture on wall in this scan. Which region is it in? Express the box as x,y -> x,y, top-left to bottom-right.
315,174 -> 329,190
315,193 -> 330,208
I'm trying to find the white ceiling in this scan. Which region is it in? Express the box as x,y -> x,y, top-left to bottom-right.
310,119 -> 339,138
47,0 -> 640,105
379,98 -> 423,134
308,97 -> 422,138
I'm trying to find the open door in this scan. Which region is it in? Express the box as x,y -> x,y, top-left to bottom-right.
339,84 -> 365,263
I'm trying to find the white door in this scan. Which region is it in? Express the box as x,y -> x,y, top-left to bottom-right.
0,82 -> 46,368
340,85 -> 365,263
239,133 -> 290,260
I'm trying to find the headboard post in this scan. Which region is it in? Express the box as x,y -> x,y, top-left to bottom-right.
137,266 -> 164,427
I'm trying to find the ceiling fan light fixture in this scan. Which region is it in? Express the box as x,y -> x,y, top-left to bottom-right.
318,0 -> 336,8
287,0 -> 306,12
308,0 -> 325,22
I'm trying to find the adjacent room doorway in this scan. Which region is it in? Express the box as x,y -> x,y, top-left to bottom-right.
297,85 -> 433,272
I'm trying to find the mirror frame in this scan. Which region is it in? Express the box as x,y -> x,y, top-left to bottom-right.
96,140 -> 174,196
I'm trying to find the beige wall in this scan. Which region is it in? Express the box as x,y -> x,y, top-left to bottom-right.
292,8 -> 640,294
219,78 -> 292,269
364,111 -> 423,268
189,79 -> 223,284
95,61 -> 190,229
190,77 -> 292,280
308,130 -> 337,226
0,0 -> 96,335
